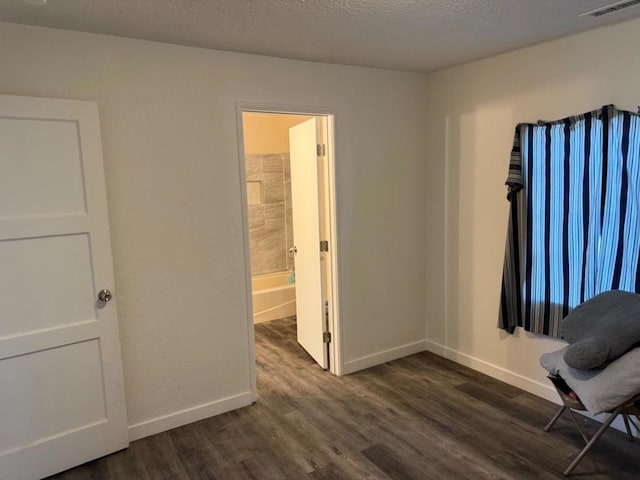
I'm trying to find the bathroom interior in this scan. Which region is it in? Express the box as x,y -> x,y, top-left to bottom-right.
242,112 -> 311,333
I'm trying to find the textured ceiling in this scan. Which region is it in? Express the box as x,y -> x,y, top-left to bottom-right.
1,0 -> 639,72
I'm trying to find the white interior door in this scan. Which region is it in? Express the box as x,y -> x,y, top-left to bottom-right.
289,118 -> 327,369
0,95 -> 128,479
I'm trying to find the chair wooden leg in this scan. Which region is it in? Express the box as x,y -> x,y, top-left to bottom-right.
544,406 -> 589,444
566,409 -> 590,445
544,406 -> 566,432
564,409 -> 621,476
623,415 -> 635,442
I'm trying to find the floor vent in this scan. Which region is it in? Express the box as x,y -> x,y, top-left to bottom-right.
580,0 -> 640,17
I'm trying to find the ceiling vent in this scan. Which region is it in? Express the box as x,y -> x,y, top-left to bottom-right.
580,0 -> 640,17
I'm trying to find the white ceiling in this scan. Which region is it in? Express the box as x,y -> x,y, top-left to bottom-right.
1,0 -> 639,72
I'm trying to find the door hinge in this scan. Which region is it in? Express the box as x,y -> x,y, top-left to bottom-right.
320,240 -> 329,252
323,331 -> 332,343
317,143 -> 326,156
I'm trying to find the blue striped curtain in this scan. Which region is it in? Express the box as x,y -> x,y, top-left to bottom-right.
500,106 -> 640,337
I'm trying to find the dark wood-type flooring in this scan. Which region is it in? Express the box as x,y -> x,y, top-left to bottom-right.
49,317 -> 639,479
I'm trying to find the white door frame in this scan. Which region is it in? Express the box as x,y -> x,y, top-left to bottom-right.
235,102 -> 342,400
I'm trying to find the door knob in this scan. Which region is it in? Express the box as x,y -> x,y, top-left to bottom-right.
289,246 -> 297,254
98,289 -> 113,302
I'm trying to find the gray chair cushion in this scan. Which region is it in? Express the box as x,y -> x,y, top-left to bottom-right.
560,290 -> 640,369
541,346 -> 640,414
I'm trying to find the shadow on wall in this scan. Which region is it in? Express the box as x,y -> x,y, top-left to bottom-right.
443,104 -> 519,357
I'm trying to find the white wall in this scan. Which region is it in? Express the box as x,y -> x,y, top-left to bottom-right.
9,12 -> 633,441
424,17 -> 640,402
0,22 -> 428,438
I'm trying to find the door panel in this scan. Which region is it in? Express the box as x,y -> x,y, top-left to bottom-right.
0,339 -> 107,453
0,118 -> 87,217
289,118 -> 327,369
0,95 -> 128,480
0,234 -> 95,337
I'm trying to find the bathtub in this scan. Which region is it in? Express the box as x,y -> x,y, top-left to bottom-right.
251,271 -> 296,324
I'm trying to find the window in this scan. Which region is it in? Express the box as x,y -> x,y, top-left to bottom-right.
500,106 -> 640,336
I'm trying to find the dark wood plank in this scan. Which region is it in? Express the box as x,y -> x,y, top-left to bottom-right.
361,443 -> 428,480
47,317 -> 640,479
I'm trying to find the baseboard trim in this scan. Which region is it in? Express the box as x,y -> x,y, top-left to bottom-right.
128,391 -> 253,441
423,339 -> 558,403
342,338 -> 558,403
423,340 -> 633,433
342,340 -> 428,375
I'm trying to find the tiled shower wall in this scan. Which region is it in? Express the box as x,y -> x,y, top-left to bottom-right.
246,153 -> 294,275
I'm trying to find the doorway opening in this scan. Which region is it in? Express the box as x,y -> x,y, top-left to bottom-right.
237,105 -> 340,395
